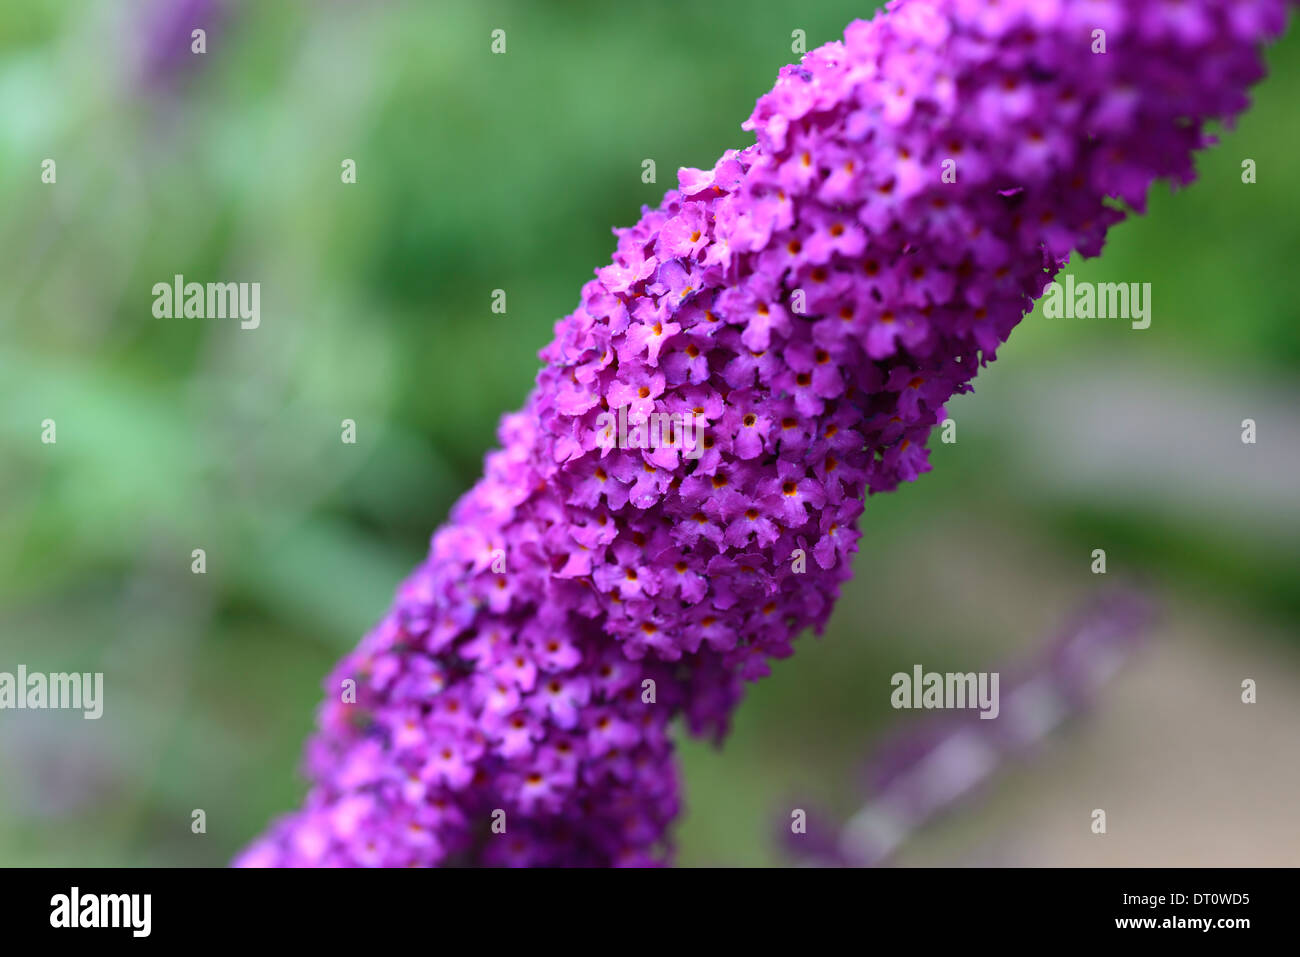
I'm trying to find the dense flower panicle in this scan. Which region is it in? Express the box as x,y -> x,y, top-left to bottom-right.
239,0 -> 1290,866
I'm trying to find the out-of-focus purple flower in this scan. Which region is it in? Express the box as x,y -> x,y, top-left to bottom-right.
240,0 -> 1289,866
137,0 -> 228,90
786,589 -> 1156,868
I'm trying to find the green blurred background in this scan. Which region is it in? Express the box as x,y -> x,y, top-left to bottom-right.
1,1 -> 1297,866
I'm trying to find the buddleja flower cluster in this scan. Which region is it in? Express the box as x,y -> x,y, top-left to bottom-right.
239,0 -> 1289,866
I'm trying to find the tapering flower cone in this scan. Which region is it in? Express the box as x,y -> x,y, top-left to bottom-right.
240,0 -> 1293,866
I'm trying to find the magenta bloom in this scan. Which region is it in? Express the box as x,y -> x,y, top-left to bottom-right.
239,0 -> 1291,866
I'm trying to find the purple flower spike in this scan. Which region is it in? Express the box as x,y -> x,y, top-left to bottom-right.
240,0 -> 1291,866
